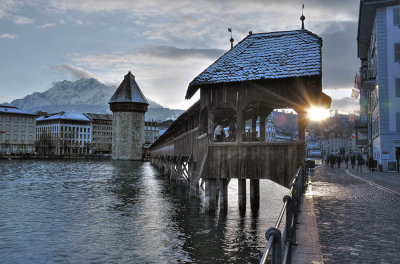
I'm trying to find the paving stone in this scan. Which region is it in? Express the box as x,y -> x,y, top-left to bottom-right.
311,166 -> 400,264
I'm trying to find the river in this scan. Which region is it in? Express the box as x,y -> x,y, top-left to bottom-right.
0,160 -> 288,263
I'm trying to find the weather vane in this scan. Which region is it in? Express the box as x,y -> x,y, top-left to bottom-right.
228,27 -> 234,49
301,2 -> 305,30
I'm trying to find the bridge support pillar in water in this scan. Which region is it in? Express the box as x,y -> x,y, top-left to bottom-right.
238,179 -> 246,209
250,179 -> 260,210
219,179 -> 229,212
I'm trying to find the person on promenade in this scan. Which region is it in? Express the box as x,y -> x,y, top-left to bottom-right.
357,154 -> 364,173
351,155 -> 356,169
329,154 -> 335,169
345,155 -> 349,169
369,156 -> 374,173
214,124 -> 225,142
337,155 -> 342,168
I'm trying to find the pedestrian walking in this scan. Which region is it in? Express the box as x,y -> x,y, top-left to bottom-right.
351,155 -> 356,169
337,155 -> 342,169
357,154 -> 363,173
345,155 -> 349,169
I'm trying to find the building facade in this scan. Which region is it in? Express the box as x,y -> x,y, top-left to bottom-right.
144,121 -> 159,144
86,113 -> 112,154
109,72 -> 149,160
36,112 -> 92,155
0,105 -> 36,155
357,0 -> 400,171
322,132 -> 356,156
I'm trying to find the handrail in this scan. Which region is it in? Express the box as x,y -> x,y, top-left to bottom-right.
260,163 -> 309,264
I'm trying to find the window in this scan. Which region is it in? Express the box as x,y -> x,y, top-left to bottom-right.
13,125 -> 18,132
13,134 -> 18,141
29,126 -> 33,133
396,43 -> 400,62
21,135 -> 25,141
6,116 -> 11,122
5,125 -> 10,132
397,79 -> 400,97
21,117 -> 26,123
13,116 -> 19,122
394,8 -> 400,27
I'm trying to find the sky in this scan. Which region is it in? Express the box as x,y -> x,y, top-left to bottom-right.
0,0 -> 361,113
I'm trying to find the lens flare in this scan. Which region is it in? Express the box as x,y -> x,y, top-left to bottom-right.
307,106 -> 330,121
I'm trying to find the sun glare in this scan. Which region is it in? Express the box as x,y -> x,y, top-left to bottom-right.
307,106 -> 330,121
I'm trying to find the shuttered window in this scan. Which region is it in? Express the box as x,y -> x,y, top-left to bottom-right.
394,8 -> 400,27
396,78 -> 400,97
396,43 -> 400,62
397,112 -> 400,132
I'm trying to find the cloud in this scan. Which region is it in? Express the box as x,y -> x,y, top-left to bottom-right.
49,64 -> 95,80
66,46 -> 225,109
38,23 -> 56,29
140,46 -> 225,61
0,0 -> 18,19
0,33 -> 17,39
319,21 -> 359,90
330,97 -> 360,114
13,15 -> 34,24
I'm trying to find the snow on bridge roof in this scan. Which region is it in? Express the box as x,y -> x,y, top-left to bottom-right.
186,29 -> 322,99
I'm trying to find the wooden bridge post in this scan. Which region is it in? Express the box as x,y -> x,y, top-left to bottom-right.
260,112 -> 266,141
238,179 -> 246,209
250,179 -> 260,210
297,111 -> 307,142
251,113 -> 257,141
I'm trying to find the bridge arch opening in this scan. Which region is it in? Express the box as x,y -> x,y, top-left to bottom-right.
212,106 -> 237,142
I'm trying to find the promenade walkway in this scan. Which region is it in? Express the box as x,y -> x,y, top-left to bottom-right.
293,165 -> 400,263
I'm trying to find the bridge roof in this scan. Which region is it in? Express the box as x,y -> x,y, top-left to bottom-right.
109,72 -> 149,105
186,29 -> 322,99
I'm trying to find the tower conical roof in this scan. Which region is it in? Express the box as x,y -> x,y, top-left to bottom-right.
108,72 -> 149,105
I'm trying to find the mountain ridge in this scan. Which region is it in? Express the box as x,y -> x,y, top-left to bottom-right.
2,78 -> 184,121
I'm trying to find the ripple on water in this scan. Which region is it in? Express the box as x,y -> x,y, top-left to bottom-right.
0,159 -> 288,263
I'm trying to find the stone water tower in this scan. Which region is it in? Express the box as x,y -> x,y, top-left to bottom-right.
109,72 -> 149,160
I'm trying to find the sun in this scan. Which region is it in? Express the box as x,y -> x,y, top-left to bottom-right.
307,106 -> 330,121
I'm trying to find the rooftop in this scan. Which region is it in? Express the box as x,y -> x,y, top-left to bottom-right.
186,29 -> 322,99
0,105 -> 37,116
37,112 -> 91,122
85,113 -> 112,120
108,72 -> 149,105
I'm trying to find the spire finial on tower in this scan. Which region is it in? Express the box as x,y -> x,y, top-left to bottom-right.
300,2 -> 305,30
228,27 -> 234,49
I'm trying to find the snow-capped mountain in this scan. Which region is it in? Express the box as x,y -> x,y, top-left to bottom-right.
3,78 -> 184,121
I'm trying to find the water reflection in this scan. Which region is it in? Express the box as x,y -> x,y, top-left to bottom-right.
0,160 -> 287,263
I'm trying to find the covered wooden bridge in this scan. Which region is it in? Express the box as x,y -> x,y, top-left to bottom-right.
150,29 -> 330,211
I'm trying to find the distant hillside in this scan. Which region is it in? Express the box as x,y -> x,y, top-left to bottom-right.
3,78 -> 184,121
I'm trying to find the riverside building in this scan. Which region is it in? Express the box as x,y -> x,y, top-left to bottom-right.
36,112 -> 92,155
0,105 -> 37,155
86,113 -> 112,154
357,0 -> 400,171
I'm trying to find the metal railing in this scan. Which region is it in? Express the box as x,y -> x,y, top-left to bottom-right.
260,164 -> 308,264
